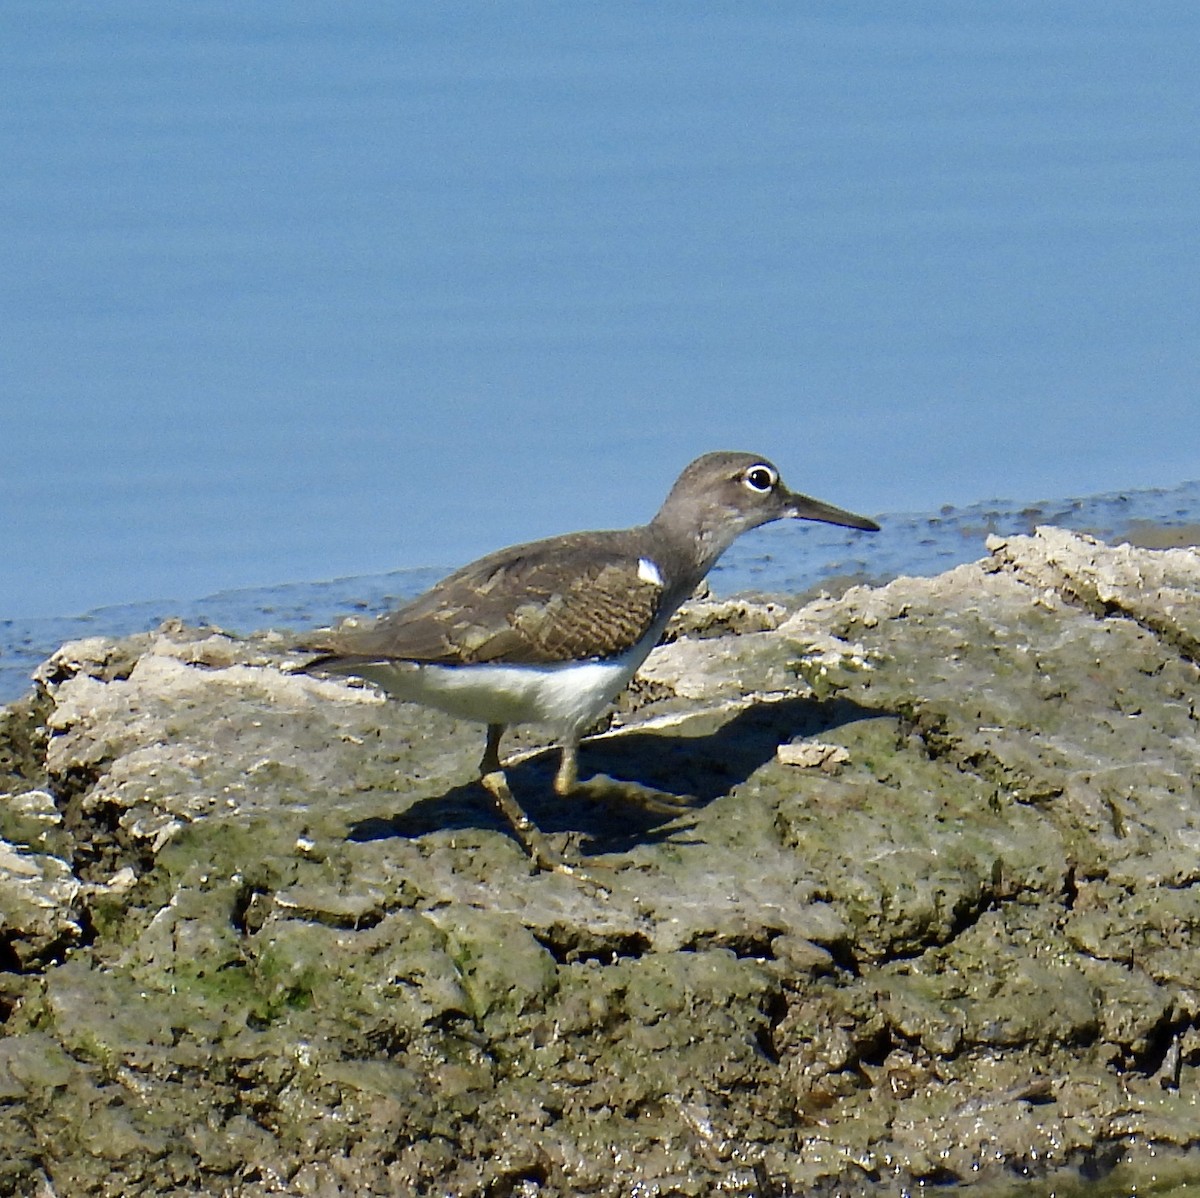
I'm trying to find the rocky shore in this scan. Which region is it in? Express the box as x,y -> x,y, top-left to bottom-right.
1,527 -> 1199,1196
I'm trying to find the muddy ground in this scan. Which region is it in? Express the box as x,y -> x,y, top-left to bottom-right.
1,527 -> 1199,1196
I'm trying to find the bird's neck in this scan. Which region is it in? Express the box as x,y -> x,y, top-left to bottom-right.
645,510 -> 733,597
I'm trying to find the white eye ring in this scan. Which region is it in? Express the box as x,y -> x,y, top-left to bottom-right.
743,464 -> 778,493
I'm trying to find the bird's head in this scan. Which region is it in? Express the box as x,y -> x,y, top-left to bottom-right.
652,450 -> 880,566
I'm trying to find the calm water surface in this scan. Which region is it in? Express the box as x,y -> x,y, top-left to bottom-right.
2,4 -> 1197,624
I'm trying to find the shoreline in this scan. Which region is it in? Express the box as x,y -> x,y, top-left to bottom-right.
3,478 -> 1199,708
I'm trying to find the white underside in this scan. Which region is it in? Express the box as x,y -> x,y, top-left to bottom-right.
339,632 -> 661,736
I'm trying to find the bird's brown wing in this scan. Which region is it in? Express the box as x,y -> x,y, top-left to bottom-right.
311,531 -> 667,666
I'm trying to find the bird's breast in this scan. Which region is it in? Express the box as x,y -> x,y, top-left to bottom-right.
347,646 -> 647,733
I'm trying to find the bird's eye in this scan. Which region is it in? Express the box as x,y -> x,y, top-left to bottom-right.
743,464 -> 777,493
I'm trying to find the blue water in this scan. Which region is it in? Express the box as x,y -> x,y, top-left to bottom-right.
3,3 -> 1198,624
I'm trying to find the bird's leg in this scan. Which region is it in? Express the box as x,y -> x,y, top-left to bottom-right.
558,734 -> 698,815
480,722 -> 505,776
553,739 -> 578,796
479,724 -> 544,851
479,725 -> 604,887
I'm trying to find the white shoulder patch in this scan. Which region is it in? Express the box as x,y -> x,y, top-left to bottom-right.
637,557 -> 663,587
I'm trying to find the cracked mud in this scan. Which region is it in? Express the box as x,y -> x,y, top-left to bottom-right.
2,529 -> 1200,1196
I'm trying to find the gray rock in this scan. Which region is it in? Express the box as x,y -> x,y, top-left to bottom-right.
0,529 -> 1198,1195
0,837 -> 81,969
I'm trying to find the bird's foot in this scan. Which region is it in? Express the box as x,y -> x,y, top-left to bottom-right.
479,770 -> 610,894
570,774 -> 699,817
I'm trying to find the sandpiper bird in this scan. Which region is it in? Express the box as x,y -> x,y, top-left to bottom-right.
301,451 -> 878,869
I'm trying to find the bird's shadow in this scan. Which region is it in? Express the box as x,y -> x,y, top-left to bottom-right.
348,695 -> 889,857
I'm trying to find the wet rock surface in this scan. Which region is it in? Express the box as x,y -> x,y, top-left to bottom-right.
1,528 -> 1199,1196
